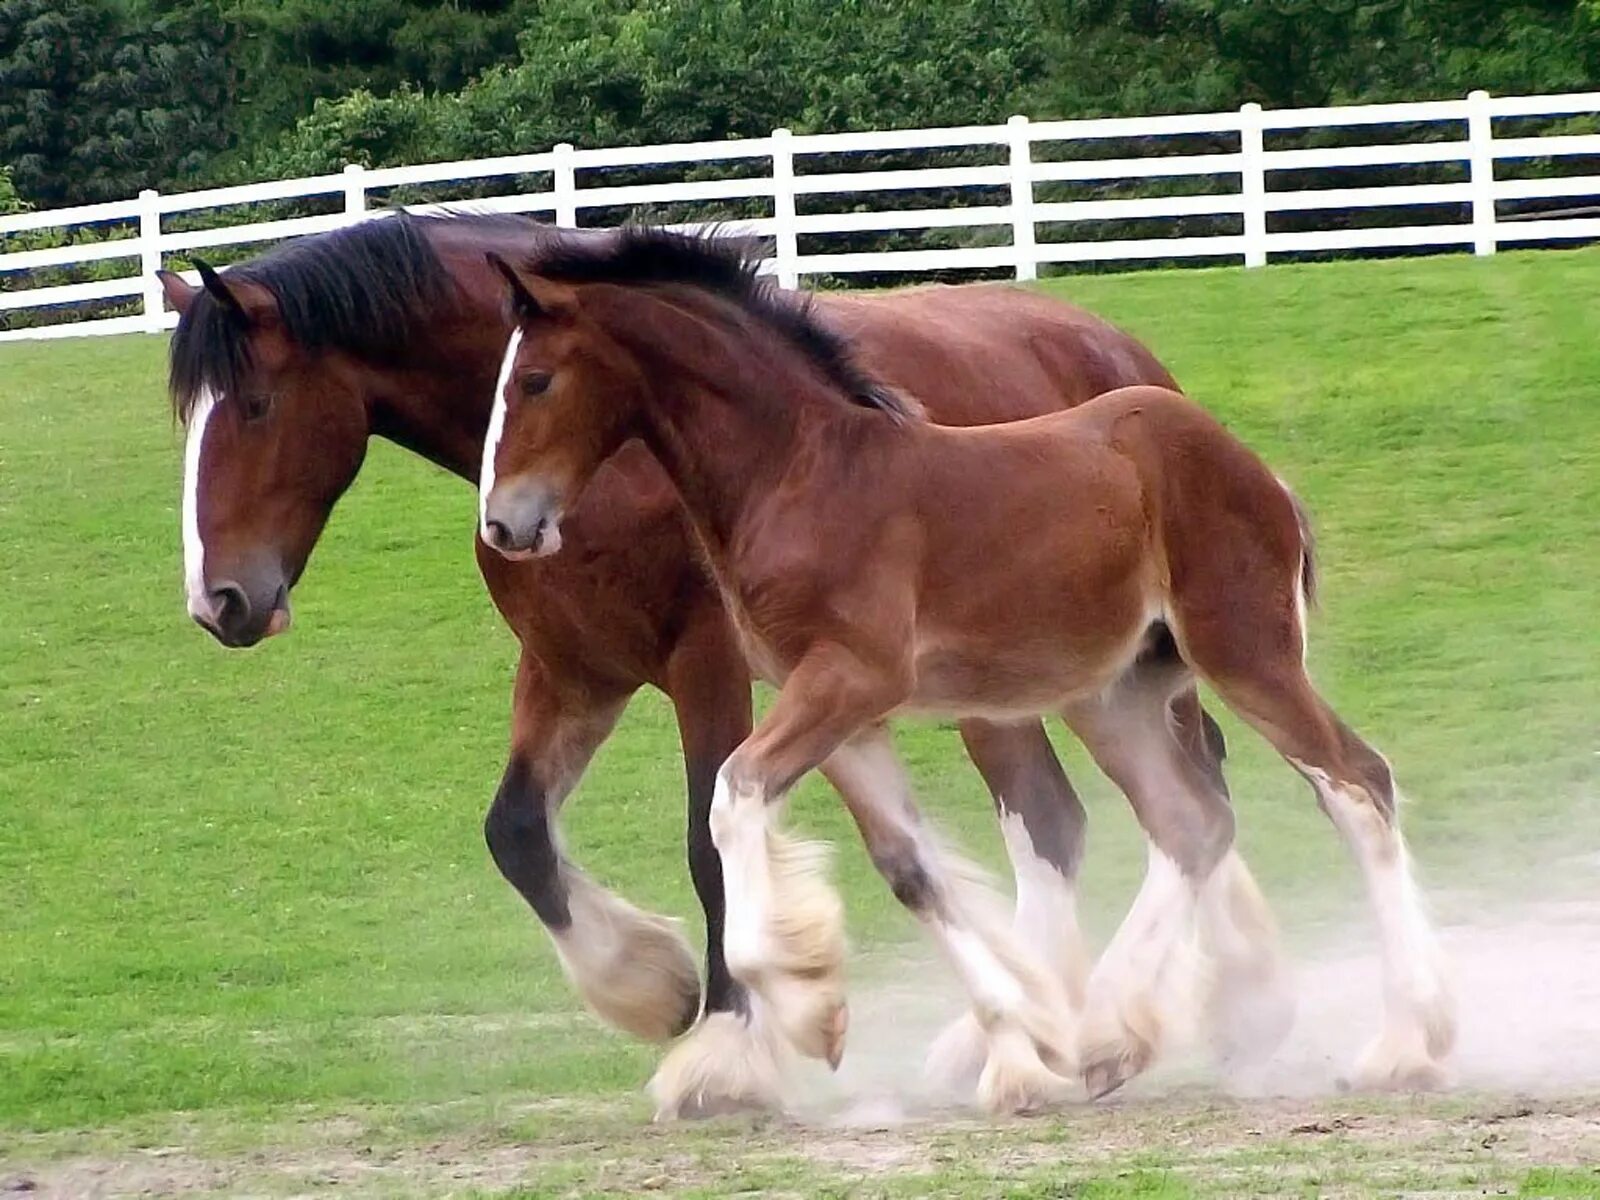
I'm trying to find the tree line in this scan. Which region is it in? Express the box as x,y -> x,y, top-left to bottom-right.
3,0 -> 1597,211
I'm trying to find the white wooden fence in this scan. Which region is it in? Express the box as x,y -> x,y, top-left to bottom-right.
3,88 -> 1599,343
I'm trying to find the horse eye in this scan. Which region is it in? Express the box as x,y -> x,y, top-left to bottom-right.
520,371 -> 552,398
241,392 -> 274,423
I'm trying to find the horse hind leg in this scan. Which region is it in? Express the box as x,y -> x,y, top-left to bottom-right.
924,719 -> 1091,1099
1062,651 -> 1249,1100
1166,686 -> 1297,1080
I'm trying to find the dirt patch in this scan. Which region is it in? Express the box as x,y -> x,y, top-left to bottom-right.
8,900 -> 1600,1197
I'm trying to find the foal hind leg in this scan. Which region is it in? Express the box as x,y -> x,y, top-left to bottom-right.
825,727 -> 1077,1114
923,719 -> 1090,1096
1170,542 -> 1455,1090
485,653 -> 700,1043
1202,662 -> 1455,1089
1063,656 -> 1248,1099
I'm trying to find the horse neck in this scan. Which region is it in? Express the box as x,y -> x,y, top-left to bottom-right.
366,223 -> 596,481
365,304 -> 504,481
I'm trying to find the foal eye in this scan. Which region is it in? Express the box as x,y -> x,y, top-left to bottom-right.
241,392 -> 274,423
520,371 -> 553,398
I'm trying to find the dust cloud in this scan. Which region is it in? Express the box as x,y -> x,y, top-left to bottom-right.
790,888 -> 1600,1123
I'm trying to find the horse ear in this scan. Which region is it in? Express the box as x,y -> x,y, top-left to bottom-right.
193,259 -> 247,324
192,258 -> 281,331
156,269 -> 198,316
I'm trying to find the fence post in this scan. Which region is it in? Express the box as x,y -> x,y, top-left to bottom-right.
1007,115 -> 1038,282
553,142 -> 578,228
1239,102 -> 1267,268
343,163 -> 367,220
771,127 -> 800,289
139,188 -> 164,333
1467,90 -> 1496,257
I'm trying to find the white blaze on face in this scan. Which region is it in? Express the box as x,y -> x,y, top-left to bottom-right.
479,326 -> 523,540
181,388 -> 218,617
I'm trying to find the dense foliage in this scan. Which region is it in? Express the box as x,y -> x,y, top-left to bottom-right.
2,0 -> 1597,207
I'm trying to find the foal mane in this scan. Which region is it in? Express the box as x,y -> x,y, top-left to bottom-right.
530,227 -> 920,423
168,211 -> 536,424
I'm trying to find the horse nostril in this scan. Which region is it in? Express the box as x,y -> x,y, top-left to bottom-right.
210,582 -> 250,633
484,518 -> 515,550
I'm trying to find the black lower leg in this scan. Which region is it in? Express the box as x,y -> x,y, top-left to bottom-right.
685,750 -> 746,1018
483,756 -> 570,930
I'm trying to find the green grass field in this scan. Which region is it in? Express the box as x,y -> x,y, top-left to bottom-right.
2,248 -> 1598,1197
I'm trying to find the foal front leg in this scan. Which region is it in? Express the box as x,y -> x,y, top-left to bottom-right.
825,726 -> 1079,1114
712,645 -> 913,1068
485,653 -> 701,1041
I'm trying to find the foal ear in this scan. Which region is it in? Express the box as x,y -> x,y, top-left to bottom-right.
486,252 -> 543,321
485,252 -> 576,324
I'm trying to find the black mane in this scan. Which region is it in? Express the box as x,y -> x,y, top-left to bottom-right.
168,211 -> 537,423
530,227 -> 920,423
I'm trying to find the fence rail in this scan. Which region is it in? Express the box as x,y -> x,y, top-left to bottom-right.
4,88 -> 1600,342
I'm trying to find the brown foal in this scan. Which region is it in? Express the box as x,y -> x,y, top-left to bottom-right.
481,230 -> 1457,1108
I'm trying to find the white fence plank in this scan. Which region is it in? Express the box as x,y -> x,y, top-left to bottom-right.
0,275 -> 144,311
5,88 -> 1600,341
1030,152 -> 1244,183
0,239 -> 143,272
0,198 -> 140,235
1494,175 -> 1600,200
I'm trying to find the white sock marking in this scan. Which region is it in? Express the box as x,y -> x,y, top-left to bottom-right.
1295,762 -> 1446,1026
479,326 -> 523,540
710,766 -> 773,977
1088,842 -> 1195,1010
998,808 -> 1085,991
181,388 -> 217,618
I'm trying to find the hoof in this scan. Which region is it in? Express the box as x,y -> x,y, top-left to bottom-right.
763,969 -> 849,1067
978,1025 -> 1075,1115
1351,1030 -> 1450,1093
649,1008 -> 788,1121
1079,1032 -> 1154,1101
554,877 -> 703,1044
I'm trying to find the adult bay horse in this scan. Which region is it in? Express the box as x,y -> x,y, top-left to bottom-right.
480,228 -> 1458,1103
163,212 -> 1278,1116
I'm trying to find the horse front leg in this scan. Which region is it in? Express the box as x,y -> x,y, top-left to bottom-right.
923,719 -> 1090,1096
647,613 -> 794,1120
485,652 -> 701,1042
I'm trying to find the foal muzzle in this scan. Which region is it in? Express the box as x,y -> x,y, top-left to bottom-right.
482,482 -> 564,561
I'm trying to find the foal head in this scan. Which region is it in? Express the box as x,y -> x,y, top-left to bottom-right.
479,228 -> 916,559
477,255 -> 644,560
164,216 -> 454,646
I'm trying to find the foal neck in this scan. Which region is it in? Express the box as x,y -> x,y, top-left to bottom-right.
606,285 -> 889,551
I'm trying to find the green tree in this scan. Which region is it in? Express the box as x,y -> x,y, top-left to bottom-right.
251,0 -> 1050,173
0,0 -> 230,206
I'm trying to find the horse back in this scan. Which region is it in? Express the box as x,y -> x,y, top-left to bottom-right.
815,284 -> 1176,426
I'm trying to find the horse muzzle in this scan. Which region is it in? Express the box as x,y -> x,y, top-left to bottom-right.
189,578 -> 291,648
